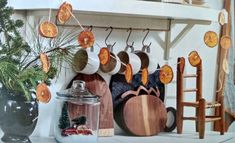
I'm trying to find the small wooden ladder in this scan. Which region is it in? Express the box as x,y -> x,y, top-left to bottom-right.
176,57 -> 224,139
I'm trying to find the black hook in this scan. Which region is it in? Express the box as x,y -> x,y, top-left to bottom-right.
105,27 -> 116,49
126,28 -> 134,47
142,28 -> 152,47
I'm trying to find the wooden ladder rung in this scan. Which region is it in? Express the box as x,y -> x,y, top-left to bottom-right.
183,88 -> 198,92
182,102 -> 199,107
183,117 -> 197,120
206,102 -> 221,108
205,117 -> 221,122
183,116 -> 221,122
183,74 -> 198,78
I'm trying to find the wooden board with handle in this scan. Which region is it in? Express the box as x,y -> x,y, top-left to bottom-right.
67,73 -> 114,136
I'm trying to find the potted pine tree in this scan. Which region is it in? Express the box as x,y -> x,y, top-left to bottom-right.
0,0 -> 78,142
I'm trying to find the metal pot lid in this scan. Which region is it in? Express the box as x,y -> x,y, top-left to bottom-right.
56,80 -> 100,103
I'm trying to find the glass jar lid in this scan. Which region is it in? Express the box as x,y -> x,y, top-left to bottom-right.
56,80 -> 100,104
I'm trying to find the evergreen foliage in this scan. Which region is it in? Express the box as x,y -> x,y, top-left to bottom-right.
0,0 -> 79,101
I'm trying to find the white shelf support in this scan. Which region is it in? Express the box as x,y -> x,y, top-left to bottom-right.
163,20 -> 211,60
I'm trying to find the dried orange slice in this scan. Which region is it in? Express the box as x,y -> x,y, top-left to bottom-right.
98,47 -> 110,65
36,83 -> 51,103
78,31 -> 95,48
40,53 -> 51,73
125,64 -> 133,84
220,35 -> 231,50
39,21 -> 58,38
57,2 -> 72,24
159,65 -> 173,84
141,68 -> 149,86
204,31 -> 218,48
188,51 -> 201,67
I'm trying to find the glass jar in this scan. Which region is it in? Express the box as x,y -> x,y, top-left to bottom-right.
54,80 -> 100,143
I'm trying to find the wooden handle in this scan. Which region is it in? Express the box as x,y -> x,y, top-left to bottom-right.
136,85 -> 149,96
121,90 -> 138,99
149,87 -> 160,97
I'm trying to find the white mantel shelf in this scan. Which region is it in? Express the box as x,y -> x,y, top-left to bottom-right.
8,0 -> 227,23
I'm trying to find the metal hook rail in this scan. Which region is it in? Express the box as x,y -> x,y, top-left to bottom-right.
55,18 -> 172,32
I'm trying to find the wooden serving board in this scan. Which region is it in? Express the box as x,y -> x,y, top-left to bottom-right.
115,95 -> 167,136
67,73 -> 114,136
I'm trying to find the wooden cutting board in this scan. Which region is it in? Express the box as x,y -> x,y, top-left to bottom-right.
115,95 -> 167,136
67,73 -> 114,136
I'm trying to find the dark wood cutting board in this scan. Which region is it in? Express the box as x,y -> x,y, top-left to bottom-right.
115,95 -> 167,136
66,73 -> 114,136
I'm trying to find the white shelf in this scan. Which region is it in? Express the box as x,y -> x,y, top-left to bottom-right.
8,0 -> 227,23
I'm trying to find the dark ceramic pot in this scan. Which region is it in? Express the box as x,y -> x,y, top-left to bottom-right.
0,88 -> 38,143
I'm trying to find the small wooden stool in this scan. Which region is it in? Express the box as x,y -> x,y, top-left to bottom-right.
176,57 -> 224,139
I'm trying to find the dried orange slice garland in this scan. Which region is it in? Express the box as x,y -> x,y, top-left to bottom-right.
125,64 -> 133,84
218,11 -> 225,26
220,35 -> 231,50
78,31 -> 95,48
141,68 -> 149,86
40,53 -> 51,73
98,48 -> 110,65
39,21 -> 58,38
36,83 -> 51,103
188,51 -> 201,67
222,58 -> 229,74
204,31 -> 218,48
159,65 -> 173,84
57,2 -> 72,24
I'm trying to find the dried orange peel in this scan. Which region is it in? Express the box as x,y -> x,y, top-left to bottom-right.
220,35 -> 231,50
40,53 -> 51,73
36,83 -> 51,103
98,47 -> 110,65
125,64 -> 133,84
188,51 -> 201,67
141,68 -> 149,86
204,31 -> 218,48
78,31 -> 95,48
159,65 -> 173,84
39,21 -> 58,38
57,2 -> 72,24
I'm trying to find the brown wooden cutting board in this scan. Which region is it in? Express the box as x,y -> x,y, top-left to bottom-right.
67,73 -> 114,136
115,95 -> 167,136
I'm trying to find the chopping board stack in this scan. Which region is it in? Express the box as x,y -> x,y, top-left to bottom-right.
110,69 -> 168,136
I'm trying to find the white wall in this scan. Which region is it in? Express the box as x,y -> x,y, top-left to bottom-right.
5,0 -> 226,137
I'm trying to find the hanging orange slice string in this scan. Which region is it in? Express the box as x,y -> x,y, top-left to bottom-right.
188,51 -> 201,67
125,64 -> 133,84
98,47 -> 110,65
40,53 -> 51,73
36,83 -> 51,103
159,65 -> 173,84
78,31 -> 95,48
57,2 -> 72,24
39,21 -> 58,38
204,31 -> 218,48
141,68 -> 149,86
220,35 -> 231,50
